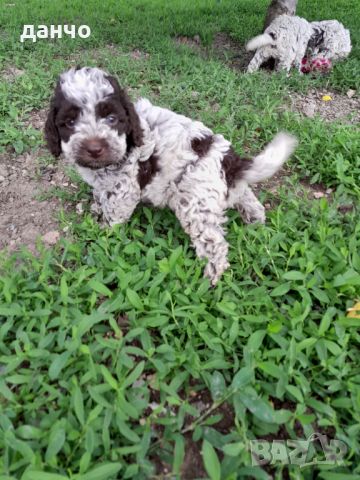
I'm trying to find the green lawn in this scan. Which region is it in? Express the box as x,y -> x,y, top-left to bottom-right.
0,0 -> 360,479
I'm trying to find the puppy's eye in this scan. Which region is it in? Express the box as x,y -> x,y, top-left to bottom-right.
66,119 -> 76,128
105,115 -> 118,126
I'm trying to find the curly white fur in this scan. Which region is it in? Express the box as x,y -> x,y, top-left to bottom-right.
247,15 -> 351,73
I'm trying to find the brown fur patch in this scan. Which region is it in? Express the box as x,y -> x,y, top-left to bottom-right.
222,147 -> 253,188
105,75 -> 144,151
191,135 -> 213,157
137,153 -> 159,189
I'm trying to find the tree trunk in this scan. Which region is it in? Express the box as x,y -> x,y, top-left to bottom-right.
263,0 -> 298,30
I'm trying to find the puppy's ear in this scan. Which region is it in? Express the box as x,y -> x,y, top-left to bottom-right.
106,75 -> 143,149
122,91 -> 144,149
45,97 -> 61,157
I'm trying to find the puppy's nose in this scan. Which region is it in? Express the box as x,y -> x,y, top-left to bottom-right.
85,139 -> 104,158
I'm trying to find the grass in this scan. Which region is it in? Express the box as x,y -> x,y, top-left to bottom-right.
0,0 -> 360,478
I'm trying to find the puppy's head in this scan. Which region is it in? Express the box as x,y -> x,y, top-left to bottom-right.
45,67 -> 143,169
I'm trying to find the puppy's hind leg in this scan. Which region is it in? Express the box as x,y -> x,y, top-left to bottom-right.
236,185 -> 266,224
227,181 -> 265,224
247,49 -> 270,73
226,132 -> 298,222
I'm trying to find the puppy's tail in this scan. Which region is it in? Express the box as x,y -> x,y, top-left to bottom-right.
246,33 -> 274,51
243,133 -> 298,184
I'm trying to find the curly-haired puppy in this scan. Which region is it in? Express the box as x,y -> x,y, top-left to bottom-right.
45,67 -> 297,285
246,15 -> 351,73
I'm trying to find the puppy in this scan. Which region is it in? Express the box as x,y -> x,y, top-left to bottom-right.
246,15 -> 351,73
45,67 -> 297,285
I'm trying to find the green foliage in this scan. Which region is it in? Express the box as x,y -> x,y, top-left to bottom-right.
1,194 -> 359,478
0,0 -> 359,478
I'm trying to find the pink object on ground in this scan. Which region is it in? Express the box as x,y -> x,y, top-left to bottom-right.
301,57 -> 332,74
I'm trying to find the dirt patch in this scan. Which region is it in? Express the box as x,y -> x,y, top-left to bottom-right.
209,33 -> 253,71
298,180 -> 334,200
253,169 -> 334,210
0,109 -> 79,254
0,149 -> 73,254
181,436 -> 207,479
174,33 -> 251,71
1,66 -> 25,82
130,49 -> 150,61
148,383 -> 236,479
175,35 -> 202,49
270,176 -> 332,198
289,88 -> 360,124
151,434 -> 207,479
23,107 -> 48,130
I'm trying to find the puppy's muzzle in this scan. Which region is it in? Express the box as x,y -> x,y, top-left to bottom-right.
76,137 -> 117,169
85,138 -> 105,158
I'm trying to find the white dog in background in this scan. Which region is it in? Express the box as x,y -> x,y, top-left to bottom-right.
246,15 -> 351,73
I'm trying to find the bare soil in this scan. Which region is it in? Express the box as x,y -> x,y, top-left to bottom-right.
0,109 -> 76,253
209,32 -> 253,71
1,66 -> 25,82
150,386 -> 234,479
288,88 -> 360,124
175,32 -> 252,71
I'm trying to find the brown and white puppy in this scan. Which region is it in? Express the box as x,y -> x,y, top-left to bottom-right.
45,67 -> 297,285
